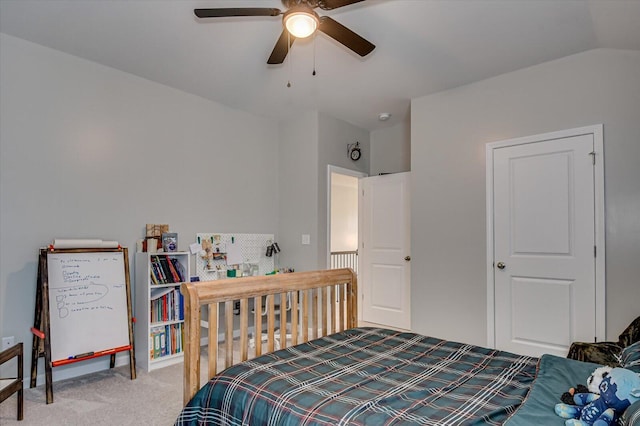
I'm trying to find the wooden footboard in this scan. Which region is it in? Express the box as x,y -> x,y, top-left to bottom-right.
180,268 -> 357,405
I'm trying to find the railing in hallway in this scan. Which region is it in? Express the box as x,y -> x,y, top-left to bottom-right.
330,250 -> 358,274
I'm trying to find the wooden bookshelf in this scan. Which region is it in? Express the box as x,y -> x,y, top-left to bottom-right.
135,252 -> 190,372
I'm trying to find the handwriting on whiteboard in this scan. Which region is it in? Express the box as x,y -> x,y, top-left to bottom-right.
49,254 -> 125,319
54,282 -> 112,318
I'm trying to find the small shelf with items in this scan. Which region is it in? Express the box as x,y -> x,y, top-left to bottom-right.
135,251 -> 190,372
195,233 -> 275,281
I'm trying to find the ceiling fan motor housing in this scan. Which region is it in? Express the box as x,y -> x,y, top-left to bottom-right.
283,0 -> 364,11
283,0 -> 318,9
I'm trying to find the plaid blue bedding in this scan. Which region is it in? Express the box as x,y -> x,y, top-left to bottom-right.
175,327 -> 538,425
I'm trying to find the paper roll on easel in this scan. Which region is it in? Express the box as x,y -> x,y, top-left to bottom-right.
52,239 -> 119,249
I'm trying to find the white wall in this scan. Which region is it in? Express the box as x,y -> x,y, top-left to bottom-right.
411,48 -> 640,345
277,112 -> 319,272
370,116 -> 411,175
0,34 -> 279,380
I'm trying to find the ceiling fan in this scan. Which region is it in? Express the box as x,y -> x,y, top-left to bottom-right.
194,0 -> 375,64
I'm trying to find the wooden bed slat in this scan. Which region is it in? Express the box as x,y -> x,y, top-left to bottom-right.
321,287 -> 328,337
329,285 -> 335,335
267,295 -> 275,353
347,283 -> 356,332
339,285 -> 345,332
240,298 -> 248,362
280,292 -> 287,349
224,301 -> 233,368
312,288 -> 318,340
302,290 -> 309,342
254,296 -> 262,357
208,303 -> 218,380
291,291 -> 299,346
181,268 -> 357,405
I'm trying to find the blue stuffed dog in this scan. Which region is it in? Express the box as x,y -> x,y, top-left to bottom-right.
555,367 -> 640,426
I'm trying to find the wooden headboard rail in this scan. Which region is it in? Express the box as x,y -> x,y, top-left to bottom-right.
180,268 -> 357,404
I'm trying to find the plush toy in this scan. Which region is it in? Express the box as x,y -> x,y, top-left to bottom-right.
561,366 -> 611,405
561,384 -> 591,405
555,367 -> 640,426
587,366 -> 613,394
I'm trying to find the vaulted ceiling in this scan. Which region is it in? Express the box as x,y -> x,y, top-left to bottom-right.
2,0 -> 639,130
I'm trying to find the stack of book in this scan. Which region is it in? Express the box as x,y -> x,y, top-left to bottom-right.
149,323 -> 183,359
150,287 -> 184,323
150,255 -> 186,284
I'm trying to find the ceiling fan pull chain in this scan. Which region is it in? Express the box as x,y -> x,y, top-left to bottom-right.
287,30 -> 292,88
312,34 -> 317,76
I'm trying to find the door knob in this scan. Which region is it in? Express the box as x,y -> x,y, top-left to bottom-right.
404,256 -> 411,261
496,262 -> 506,270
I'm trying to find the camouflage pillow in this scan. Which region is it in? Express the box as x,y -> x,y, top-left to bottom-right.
567,341 -> 622,367
619,316 -> 640,348
621,341 -> 640,373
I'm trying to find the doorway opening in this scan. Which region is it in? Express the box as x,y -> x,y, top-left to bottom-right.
326,166 -> 366,273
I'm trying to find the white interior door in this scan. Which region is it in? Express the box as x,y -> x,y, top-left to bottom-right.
488,127 -> 605,357
360,172 -> 411,330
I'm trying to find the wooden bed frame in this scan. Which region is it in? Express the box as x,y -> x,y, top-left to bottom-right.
180,268 -> 358,404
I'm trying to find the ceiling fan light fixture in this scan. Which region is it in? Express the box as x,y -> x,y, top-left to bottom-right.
284,8 -> 319,38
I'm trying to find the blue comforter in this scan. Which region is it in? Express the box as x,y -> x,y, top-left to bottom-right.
175,327 -> 598,425
505,353 -> 600,425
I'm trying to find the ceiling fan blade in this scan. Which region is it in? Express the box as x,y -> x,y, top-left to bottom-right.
268,30 -> 296,64
318,16 -> 375,57
318,0 -> 365,11
194,8 -> 281,18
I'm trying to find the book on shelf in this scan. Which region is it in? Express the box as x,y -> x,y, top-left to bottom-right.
173,289 -> 180,321
150,268 -> 159,284
153,328 -> 161,359
170,257 -> 186,282
157,256 -> 172,282
166,257 -> 181,282
180,292 -> 184,320
151,257 -> 167,283
174,324 -> 179,354
149,335 -> 153,360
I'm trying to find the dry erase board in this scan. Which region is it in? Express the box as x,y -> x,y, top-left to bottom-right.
46,251 -> 130,363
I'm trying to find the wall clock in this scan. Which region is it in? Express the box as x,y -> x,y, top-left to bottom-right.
348,141 -> 361,161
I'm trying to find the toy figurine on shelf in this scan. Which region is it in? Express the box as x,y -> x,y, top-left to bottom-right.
200,239 -> 214,271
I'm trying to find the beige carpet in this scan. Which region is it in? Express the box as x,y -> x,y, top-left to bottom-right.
0,342 -> 255,426
0,361 -> 196,426
0,335 -> 297,425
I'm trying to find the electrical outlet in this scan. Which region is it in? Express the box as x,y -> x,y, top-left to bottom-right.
2,336 -> 15,350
